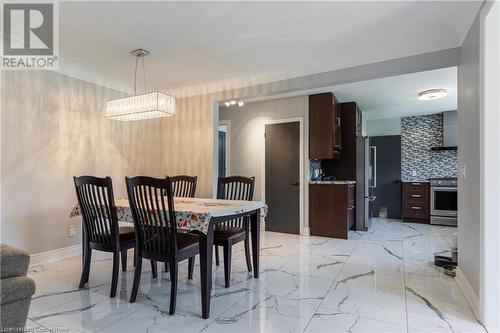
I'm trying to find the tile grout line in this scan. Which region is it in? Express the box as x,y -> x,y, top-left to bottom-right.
301,233 -> 364,333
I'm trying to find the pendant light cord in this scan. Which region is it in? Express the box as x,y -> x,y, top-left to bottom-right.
143,56 -> 146,92
134,55 -> 138,94
132,49 -> 148,94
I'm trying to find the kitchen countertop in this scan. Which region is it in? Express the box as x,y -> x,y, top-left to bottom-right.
309,180 -> 356,185
403,180 -> 430,183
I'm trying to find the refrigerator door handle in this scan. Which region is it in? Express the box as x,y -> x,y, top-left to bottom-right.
369,146 -> 377,188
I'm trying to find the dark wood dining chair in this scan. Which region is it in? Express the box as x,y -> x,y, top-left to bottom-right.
171,175 -> 197,198
73,176 -> 138,297
163,175 -> 198,272
126,176 -> 199,315
214,176 -> 255,288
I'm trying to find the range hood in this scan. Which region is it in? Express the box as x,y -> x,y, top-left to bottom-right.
431,111 -> 458,151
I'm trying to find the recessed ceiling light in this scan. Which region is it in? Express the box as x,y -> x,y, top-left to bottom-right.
224,101 -> 231,107
230,100 -> 237,105
418,89 -> 448,101
238,101 -> 245,107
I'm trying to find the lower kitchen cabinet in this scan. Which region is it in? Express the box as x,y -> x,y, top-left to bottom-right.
402,182 -> 430,223
309,183 -> 355,239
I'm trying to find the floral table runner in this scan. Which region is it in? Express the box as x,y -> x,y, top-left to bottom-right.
70,197 -> 267,234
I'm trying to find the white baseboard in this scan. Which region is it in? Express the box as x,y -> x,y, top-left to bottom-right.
302,227 -> 311,236
455,267 -> 480,319
30,244 -> 82,267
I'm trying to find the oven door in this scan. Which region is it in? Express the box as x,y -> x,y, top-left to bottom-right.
431,186 -> 458,217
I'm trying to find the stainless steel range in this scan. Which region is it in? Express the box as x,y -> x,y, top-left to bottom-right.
430,177 -> 458,226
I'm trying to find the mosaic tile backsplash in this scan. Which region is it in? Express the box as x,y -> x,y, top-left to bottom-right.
401,114 -> 458,181
309,159 -> 321,179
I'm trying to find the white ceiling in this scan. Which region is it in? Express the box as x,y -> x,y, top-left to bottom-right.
333,66 -> 458,120
231,66 -> 457,120
54,2 -> 479,97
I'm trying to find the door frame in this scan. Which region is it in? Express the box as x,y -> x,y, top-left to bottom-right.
262,117 -> 305,235
478,1 -> 500,330
218,120 -> 231,176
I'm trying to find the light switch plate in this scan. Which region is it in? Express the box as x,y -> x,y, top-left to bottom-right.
68,224 -> 77,238
460,164 -> 467,178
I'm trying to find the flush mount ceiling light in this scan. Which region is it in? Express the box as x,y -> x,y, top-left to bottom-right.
223,100 -> 245,108
105,49 -> 176,121
417,88 -> 448,101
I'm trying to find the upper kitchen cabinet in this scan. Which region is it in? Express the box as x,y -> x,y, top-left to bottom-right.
309,93 -> 342,159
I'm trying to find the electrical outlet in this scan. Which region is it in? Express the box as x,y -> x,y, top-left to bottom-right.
412,170 -> 417,177
68,224 -> 77,238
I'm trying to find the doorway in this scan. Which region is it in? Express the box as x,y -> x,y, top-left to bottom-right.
370,135 -> 402,219
218,122 -> 229,177
264,121 -> 300,234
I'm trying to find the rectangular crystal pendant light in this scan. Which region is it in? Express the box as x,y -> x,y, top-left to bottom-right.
105,91 -> 175,121
105,49 -> 176,121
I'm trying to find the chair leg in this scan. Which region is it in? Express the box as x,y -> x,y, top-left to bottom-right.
110,251 -> 120,298
223,245 -> 232,288
169,261 -> 178,315
188,256 -> 195,280
164,262 -> 169,272
215,245 -> 220,266
79,246 -> 91,288
151,260 -> 158,279
244,237 -> 252,272
133,248 -> 136,267
130,253 -> 142,303
121,249 -> 127,272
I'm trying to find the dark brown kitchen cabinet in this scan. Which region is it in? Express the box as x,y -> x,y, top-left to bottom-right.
402,182 -> 430,223
332,100 -> 342,156
309,93 -> 342,159
309,183 -> 355,239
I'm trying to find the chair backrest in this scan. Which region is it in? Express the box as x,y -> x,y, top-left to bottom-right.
126,176 -> 178,259
217,176 -> 255,201
216,176 -> 255,229
73,176 -> 119,249
170,175 -> 197,198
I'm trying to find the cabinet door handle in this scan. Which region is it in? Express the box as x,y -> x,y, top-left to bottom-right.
348,205 -> 355,210
337,117 -> 341,127
411,182 -> 421,186
412,194 -> 422,198
411,206 -> 422,210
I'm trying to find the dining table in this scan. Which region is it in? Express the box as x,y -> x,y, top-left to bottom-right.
70,197 -> 267,319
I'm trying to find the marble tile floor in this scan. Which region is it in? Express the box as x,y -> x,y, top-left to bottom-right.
26,218 -> 485,333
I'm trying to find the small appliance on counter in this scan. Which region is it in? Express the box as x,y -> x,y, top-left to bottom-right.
311,167 -> 325,181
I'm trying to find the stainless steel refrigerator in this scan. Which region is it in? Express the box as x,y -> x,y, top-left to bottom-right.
356,137 -> 377,231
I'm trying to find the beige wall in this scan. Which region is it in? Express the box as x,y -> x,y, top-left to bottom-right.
1,71 -> 214,254
219,96 -> 309,233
